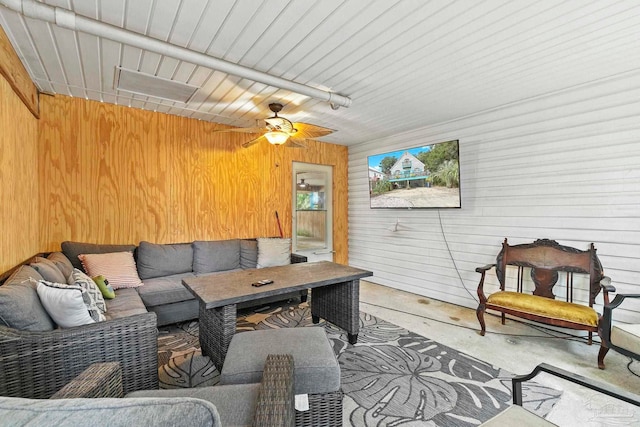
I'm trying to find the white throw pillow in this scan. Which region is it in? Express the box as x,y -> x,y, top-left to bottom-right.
257,238 -> 291,268
69,268 -> 107,313
79,251 -> 143,289
36,281 -> 96,328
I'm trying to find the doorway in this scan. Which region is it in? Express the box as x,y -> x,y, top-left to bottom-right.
292,162 -> 333,262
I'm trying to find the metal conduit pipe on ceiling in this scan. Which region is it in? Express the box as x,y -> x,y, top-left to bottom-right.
0,0 -> 352,109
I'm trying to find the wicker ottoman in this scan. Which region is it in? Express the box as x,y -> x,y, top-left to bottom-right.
219,327 -> 342,427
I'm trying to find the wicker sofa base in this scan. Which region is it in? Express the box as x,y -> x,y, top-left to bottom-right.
295,389 -> 343,427
0,312 -> 158,398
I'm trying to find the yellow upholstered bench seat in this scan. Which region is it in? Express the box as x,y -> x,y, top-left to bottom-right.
486,291 -> 598,327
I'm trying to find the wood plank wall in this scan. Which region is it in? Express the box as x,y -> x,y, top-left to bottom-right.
38,95 -> 349,263
0,74 -> 39,273
348,72 -> 640,324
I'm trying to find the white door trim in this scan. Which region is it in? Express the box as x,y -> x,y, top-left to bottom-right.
292,162 -> 333,262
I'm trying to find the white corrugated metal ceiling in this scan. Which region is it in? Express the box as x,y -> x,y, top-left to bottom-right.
1,0 -> 639,145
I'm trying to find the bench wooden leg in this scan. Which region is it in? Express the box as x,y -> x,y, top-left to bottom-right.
598,345 -> 609,370
476,304 -> 486,336
501,312 -> 505,325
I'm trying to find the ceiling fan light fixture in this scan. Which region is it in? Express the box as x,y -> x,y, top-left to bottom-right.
264,130 -> 290,145
215,103 -> 333,148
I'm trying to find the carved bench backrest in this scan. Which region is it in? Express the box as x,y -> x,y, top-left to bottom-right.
496,238 -> 604,306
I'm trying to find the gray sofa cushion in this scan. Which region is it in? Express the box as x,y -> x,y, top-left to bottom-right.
137,241 -> 194,280
240,239 -> 258,269
4,265 -> 44,284
127,383 -> 259,427
138,273 -> 196,307
61,241 -> 137,270
150,299 -> 199,327
194,268 -> 243,278
104,288 -> 148,320
0,266 -> 54,331
192,240 -> 241,275
30,257 -> 67,284
47,252 -> 74,278
221,328 -> 340,395
0,396 -> 221,427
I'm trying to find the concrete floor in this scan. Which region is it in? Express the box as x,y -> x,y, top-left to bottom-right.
359,280 -> 640,426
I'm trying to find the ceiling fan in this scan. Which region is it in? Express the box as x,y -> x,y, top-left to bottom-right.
217,103 -> 335,148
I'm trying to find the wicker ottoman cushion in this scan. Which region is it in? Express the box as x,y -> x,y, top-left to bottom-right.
220,328 -> 339,395
127,383 -> 259,427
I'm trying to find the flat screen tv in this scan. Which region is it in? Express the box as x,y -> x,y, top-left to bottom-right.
367,139 -> 461,209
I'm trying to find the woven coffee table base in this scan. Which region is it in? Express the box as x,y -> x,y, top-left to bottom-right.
311,279 -> 360,344
199,303 -> 237,369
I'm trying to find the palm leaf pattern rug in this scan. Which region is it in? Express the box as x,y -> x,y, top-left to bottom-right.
158,301 -> 561,426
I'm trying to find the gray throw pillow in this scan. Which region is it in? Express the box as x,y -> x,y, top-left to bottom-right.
30,257 -> 66,284
61,241 -> 137,270
192,240 -> 241,274
137,241 -> 194,280
257,238 -> 291,268
240,239 -> 258,269
0,266 -> 54,331
47,252 -> 74,278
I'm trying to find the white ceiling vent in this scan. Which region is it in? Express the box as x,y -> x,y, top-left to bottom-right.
114,67 -> 198,103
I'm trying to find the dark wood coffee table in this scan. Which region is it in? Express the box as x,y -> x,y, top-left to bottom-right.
183,261 -> 373,368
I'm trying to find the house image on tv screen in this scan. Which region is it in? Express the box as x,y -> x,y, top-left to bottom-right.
388,152 -> 427,185
367,140 -> 461,209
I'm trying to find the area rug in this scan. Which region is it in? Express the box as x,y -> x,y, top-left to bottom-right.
158,301 -> 561,426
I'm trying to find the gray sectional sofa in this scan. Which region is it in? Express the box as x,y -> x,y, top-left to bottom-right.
0,238 -> 307,399
61,239 -> 308,326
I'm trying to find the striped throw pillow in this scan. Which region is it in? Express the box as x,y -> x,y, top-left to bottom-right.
79,251 -> 143,289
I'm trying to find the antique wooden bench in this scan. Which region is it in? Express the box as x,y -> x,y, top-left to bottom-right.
476,238 -> 611,345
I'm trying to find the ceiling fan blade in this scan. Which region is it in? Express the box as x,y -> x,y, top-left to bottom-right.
291,122 -> 335,139
214,127 -> 266,134
242,135 -> 266,148
284,138 -> 307,148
